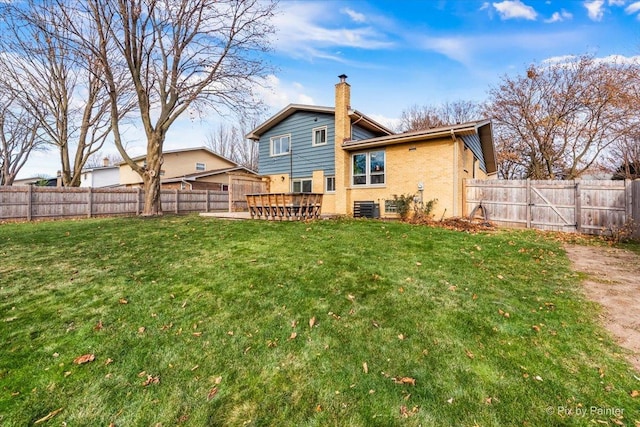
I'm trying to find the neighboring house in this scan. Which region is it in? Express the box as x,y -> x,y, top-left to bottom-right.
247,75 -> 498,218
119,147 -> 262,191
80,158 -> 120,188
11,176 -> 58,187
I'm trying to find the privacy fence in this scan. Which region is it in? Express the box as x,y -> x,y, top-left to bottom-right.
464,179 -> 640,237
0,187 -> 230,221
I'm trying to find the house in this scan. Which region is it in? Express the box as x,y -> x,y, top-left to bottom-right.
247,75 -> 497,218
11,176 -> 58,187
80,158 -> 120,188
119,147 -> 261,191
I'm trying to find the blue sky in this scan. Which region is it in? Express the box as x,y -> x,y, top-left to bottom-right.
20,0 -> 640,178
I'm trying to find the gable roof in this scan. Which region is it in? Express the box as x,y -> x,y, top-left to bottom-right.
120,146 -> 238,166
160,166 -> 258,183
246,104 -> 394,140
342,119 -> 497,175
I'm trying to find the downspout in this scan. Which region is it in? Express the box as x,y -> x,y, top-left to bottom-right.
452,131 -> 458,217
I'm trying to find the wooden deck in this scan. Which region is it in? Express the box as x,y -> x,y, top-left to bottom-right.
245,193 -> 323,220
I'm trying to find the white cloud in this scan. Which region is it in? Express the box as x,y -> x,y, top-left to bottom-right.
544,9 -> 573,23
479,2 -> 491,11
492,0 -> 538,20
366,113 -> 402,132
253,75 -> 315,109
271,2 -> 393,62
584,0 -> 605,21
609,0 -> 626,6
341,7 -> 366,23
625,1 -> 640,14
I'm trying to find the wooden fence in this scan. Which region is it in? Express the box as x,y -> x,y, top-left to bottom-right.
0,186 -> 229,221
464,179 -> 640,237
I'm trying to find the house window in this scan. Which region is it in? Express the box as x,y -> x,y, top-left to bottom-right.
292,178 -> 312,193
222,184 -> 229,191
385,199 -> 397,213
352,150 -> 385,186
312,126 -> 327,146
325,176 -> 335,193
270,134 -> 291,156
196,162 -> 206,171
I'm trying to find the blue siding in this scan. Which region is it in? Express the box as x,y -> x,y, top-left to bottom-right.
461,134 -> 487,173
352,125 -> 377,141
258,112 -> 335,178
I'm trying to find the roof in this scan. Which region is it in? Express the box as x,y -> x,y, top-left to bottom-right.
246,104 -> 394,140
160,166 -> 258,183
119,146 -> 238,166
342,119 -> 498,175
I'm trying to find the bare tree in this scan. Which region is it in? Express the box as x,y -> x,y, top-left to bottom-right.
400,100 -> 481,132
0,1 -> 121,187
53,0 -> 275,215
486,55 -> 636,180
206,114 -> 262,171
0,94 -> 44,185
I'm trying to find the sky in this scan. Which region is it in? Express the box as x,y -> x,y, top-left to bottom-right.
18,0 -> 640,179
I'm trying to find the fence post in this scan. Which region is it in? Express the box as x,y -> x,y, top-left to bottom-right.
205,190 -> 210,213
136,187 -> 141,215
632,180 -> 640,239
27,185 -> 33,221
175,189 -> 179,214
574,179 -> 581,233
87,187 -> 93,218
525,179 -> 531,229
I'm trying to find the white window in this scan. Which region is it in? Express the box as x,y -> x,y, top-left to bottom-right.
312,126 -> 327,146
325,176 -> 335,193
270,134 -> 291,156
196,162 -> 206,171
352,150 -> 385,186
292,178 -> 312,193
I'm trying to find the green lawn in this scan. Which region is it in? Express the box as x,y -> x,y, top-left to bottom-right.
0,216 -> 638,426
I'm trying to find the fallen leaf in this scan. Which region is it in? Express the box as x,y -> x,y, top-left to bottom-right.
485,397 -> 493,405
34,408 -> 63,424
465,349 -> 474,359
393,377 -> 416,386
118,298 -> 128,304
498,309 -> 504,316
347,294 -> 355,302
317,260 -> 323,265
104,358 -> 113,366
446,398 -> 454,404
309,316 -> 316,329
448,285 -> 457,291
138,327 -> 146,334
207,387 -> 218,400
191,365 -> 199,371
291,320 -> 298,328
181,301 -> 187,308
416,262 -> 422,266
94,320 -> 104,331
534,375 -> 543,381
631,390 -> 639,398
504,312 -> 510,318
532,325 -> 541,332
142,374 -> 160,387
214,376 -> 222,384
73,354 -> 95,365
472,293 -> 478,300
372,321 -> 380,328
497,274 -> 504,279
227,331 -> 234,336
192,332 -> 202,337
398,334 -> 405,340
288,332 -> 297,340
315,404 -> 322,412
363,362 -> 368,374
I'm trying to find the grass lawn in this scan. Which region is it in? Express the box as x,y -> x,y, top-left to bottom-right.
1,215 -> 638,426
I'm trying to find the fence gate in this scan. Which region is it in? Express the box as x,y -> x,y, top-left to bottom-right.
528,181 -> 577,232
230,177 -> 267,212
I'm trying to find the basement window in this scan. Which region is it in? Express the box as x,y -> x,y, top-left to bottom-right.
292,178 -> 312,193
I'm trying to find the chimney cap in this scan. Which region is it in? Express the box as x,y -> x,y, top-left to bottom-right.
338,74 -> 348,83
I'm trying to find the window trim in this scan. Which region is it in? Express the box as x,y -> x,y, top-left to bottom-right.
312,126 -> 328,146
291,177 -> 312,193
351,150 -> 386,187
270,133 -> 291,157
325,176 -> 335,193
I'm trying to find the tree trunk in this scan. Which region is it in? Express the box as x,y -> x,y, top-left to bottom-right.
142,172 -> 162,216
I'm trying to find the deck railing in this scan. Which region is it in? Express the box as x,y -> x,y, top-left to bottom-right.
245,193 -> 323,220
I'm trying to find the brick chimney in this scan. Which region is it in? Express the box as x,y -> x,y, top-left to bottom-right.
334,74 -> 352,214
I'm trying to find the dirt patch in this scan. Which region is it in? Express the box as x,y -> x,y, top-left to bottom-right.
565,244 -> 640,371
